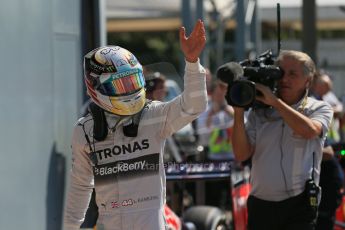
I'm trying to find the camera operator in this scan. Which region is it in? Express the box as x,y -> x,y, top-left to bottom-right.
232,50 -> 334,230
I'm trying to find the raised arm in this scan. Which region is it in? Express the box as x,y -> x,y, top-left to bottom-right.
255,83 -> 324,139
158,20 -> 208,138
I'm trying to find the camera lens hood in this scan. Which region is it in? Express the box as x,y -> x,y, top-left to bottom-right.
226,80 -> 256,108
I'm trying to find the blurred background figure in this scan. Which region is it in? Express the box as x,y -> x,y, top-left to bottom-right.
196,78 -> 235,211
311,70 -> 345,230
311,71 -> 343,144
315,141 -> 344,230
340,92 -> 345,143
196,79 -> 234,162
145,71 -> 168,101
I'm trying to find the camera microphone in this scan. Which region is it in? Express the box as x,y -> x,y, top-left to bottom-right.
217,62 -> 257,108
216,62 -> 244,84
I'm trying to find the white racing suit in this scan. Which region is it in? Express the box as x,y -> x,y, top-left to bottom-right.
63,61 -> 207,230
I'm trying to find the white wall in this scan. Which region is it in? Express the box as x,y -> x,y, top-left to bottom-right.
0,0 -> 82,229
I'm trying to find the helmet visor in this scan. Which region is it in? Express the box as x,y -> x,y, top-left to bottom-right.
97,69 -> 145,96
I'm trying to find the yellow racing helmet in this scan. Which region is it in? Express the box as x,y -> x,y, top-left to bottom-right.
84,46 -> 146,115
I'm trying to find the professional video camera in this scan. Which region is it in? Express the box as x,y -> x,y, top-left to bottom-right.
217,50 -> 284,108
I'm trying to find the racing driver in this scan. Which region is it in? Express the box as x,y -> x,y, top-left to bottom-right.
63,19 -> 207,230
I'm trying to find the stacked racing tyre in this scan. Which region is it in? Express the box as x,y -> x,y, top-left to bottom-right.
183,205 -> 228,230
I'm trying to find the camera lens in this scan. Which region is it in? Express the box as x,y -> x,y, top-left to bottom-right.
228,81 -> 255,107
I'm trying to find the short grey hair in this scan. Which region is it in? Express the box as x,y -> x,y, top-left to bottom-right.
276,50 -> 316,81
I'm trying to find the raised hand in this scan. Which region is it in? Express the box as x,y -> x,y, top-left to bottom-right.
179,19 -> 206,63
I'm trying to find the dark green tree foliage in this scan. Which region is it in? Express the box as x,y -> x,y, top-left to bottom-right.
107,31 -> 181,69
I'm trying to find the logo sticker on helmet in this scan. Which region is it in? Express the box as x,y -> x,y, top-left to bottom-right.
106,66 -> 116,72
111,69 -> 139,80
127,54 -> 138,67
116,58 -> 127,67
100,48 -> 111,54
90,59 -> 106,72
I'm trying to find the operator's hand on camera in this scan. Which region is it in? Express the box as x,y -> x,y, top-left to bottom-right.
180,19 -> 206,63
255,83 -> 278,106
